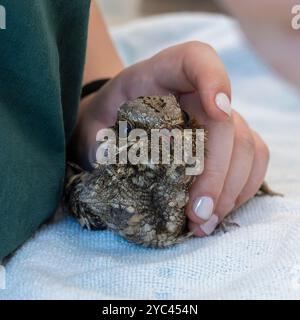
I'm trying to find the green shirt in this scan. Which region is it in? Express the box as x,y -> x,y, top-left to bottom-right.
0,0 -> 91,259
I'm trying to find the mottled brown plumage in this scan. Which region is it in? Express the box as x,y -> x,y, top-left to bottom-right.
64,95 -> 204,247
64,95 -> 279,248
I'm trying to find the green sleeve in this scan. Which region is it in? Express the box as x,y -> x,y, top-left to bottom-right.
0,0 -> 91,259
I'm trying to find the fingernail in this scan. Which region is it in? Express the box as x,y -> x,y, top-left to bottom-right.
215,92 -> 231,116
193,196 -> 214,221
200,214 -> 219,235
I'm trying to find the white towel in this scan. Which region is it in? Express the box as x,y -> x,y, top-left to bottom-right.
1,13 -> 300,300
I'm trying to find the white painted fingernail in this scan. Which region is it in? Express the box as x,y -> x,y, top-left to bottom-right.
215,92 -> 231,116
200,214 -> 219,235
193,197 -> 214,221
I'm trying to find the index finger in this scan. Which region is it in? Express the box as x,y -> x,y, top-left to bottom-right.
151,41 -> 232,121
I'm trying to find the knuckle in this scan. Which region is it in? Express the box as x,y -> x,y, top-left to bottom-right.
235,189 -> 256,208
235,129 -> 256,155
256,137 -> 270,164
235,179 -> 263,208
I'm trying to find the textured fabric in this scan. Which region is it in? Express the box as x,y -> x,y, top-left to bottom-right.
0,0 -> 90,259
1,13 -> 300,300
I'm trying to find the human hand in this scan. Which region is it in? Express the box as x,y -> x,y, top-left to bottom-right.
70,41 -> 269,236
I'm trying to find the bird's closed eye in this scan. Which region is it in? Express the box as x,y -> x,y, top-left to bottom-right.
182,110 -> 190,125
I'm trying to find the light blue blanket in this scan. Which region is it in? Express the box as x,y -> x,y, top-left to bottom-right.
1,13 -> 300,300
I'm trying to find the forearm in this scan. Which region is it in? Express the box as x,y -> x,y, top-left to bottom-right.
83,0 -> 124,84
70,2 -> 123,164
